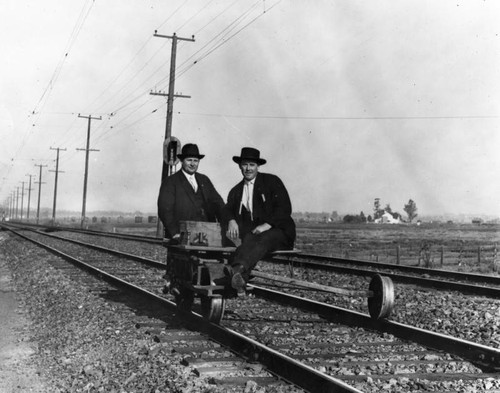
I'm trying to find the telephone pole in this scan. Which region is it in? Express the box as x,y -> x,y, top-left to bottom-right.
151,31 -> 195,181
5,195 -> 8,219
19,181 -> 25,220
35,164 -> 48,224
15,186 -> 19,220
152,31 -> 194,237
49,147 -> 66,224
26,174 -> 34,221
77,114 -> 101,228
5,194 -> 10,219
10,191 -> 15,220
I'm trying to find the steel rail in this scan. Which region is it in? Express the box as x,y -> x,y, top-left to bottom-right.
4,226 -> 363,393
7,224 -> 500,384
248,283 -> 500,373
10,222 -> 499,289
2,221 -> 163,244
22,228 -> 166,269
268,255 -> 500,298
54,226 -> 162,243
6,222 -> 500,303
274,252 -> 500,285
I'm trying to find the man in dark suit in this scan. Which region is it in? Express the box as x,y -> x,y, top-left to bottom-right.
225,147 -> 296,291
157,143 -> 225,240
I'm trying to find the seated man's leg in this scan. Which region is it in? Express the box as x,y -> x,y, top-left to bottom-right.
232,228 -> 289,281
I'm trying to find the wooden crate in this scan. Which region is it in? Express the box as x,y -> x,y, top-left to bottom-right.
179,221 -> 223,247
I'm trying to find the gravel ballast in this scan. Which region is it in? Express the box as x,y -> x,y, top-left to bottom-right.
1,233 -> 290,393
3,228 -> 500,392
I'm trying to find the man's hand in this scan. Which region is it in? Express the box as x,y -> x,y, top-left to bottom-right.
227,219 -> 239,239
168,233 -> 181,245
252,223 -> 271,234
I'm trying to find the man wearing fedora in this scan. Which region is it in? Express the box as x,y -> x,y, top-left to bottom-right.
225,147 -> 296,292
157,143 -> 225,241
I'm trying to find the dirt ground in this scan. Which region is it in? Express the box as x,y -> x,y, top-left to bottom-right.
0,233 -> 46,392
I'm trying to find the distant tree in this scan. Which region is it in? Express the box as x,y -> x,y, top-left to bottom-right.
404,199 -> 418,223
373,198 -> 385,220
343,214 -> 361,223
391,212 -> 403,220
367,215 -> 373,222
385,204 -> 392,214
343,213 -> 368,224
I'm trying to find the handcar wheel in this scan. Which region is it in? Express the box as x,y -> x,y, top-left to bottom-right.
200,296 -> 225,324
367,274 -> 395,320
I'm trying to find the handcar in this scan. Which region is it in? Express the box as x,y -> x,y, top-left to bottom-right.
163,221 -> 394,324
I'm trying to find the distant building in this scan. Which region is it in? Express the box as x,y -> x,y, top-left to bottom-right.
135,216 -> 143,224
472,218 -> 483,225
374,211 -> 402,224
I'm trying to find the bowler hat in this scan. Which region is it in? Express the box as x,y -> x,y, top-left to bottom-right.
177,143 -> 205,160
232,147 -> 266,165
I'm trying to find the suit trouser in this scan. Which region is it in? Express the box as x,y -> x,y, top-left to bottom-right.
232,228 -> 290,280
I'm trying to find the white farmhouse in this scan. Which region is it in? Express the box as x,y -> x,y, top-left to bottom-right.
374,211 -> 402,224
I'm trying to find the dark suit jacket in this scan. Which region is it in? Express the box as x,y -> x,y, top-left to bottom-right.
225,172 -> 296,245
157,170 -> 225,238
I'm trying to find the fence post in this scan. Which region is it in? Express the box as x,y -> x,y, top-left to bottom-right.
440,246 -> 444,267
478,246 -> 481,265
396,245 -> 400,265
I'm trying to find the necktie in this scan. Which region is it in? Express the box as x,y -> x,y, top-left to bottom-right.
189,176 -> 197,192
243,183 -> 251,212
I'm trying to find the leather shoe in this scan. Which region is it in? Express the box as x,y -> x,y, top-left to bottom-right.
230,265 -> 246,293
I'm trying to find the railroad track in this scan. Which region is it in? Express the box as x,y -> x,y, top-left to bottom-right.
29,223 -> 500,309
10,222 -> 500,291
8,223 -> 500,282
3,223 -> 500,392
266,252 -> 500,295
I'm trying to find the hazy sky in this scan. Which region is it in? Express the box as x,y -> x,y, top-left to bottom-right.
1,1 -> 499,218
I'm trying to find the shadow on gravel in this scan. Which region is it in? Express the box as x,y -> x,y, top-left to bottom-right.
97,287 -> 195,329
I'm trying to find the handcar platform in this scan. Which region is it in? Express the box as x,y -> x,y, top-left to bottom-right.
162,241 -> 303,323
162,223 -> 393,324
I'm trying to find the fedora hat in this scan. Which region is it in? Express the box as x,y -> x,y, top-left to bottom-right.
232,147 -> 266,165
177,143 -> 205,160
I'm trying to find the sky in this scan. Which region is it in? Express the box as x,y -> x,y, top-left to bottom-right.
1,0 -> 499,219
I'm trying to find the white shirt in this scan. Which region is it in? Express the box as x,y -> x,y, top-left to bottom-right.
182,171 -> 198,192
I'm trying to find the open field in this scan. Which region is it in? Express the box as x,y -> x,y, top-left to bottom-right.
295,223 -> 500,274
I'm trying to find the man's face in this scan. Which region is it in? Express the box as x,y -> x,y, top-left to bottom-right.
182,157 -> 199,175
239,160 -> 259,181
